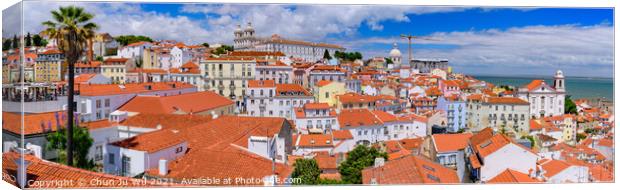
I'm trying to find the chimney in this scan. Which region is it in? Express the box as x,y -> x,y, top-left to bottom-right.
14,148 -> 32,188
374,157 -> 385,168
158,159 -> 168,176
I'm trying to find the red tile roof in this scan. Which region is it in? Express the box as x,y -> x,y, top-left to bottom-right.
140,116 -> 293,185
111,129 -> 185,153
316,80 -> 333,87
248,80 -> 276,88
303,103 -> 330,110
336,92 -> 379,104
362,155 -> 459,184
41,49 -> 62,55
338,109 -> 383,128
538,159 -> 572,178
2,152 -> 169,188
371,110 -> 398,123
74,74 -> 96,84
315,154 -> 338,170
2,111 -> 66,135
78,82 -> 195,96
118,91 -> 233,114
117,114 -> 213,130
104,57 -> 129,63
524,80 -> 547,91
485,97 -> 529,105
432,133 -> 473,152
275,84 -> 312,96
487,169 -> 541,183
331,130 -> 353,140
294,134 -> 334,148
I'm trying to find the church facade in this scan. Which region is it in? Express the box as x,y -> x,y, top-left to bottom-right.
516,70 -> 566,118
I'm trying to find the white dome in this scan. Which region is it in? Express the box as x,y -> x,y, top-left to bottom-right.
389,43 -> 401,57
244,22 -> 255,32
555,70 -> 564,78
234,24 -> 242,33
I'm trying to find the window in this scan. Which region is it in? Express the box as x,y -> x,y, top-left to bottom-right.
104,99 -> 110,107
108,153 -> 115,164
95,145 -> 103,161
121,155 -> 131,176
176,147 -> 184,153
96,100 -> 101,108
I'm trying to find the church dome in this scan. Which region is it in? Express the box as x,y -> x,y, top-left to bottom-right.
234,24 -> 242,33
389,43 -> 401,57
244,22 -> 255,32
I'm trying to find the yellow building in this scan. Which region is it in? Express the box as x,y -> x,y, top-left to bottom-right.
101,57 -> 129,84
313,80 -> 346,106
142,47 -> 164,69
34,50 -> 64,83
200,57 -> 256,107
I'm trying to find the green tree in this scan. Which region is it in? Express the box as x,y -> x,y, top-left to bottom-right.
565,96 -> 577,114
576,133 -> 587,142
338,145 -> 387,184
334,51 -> 363,61
323,49 -> 332,60
95,55 -> 104,62
46,126 -> 95,170
385,57 -> 393,65
12,35 -> 18,49
291,158 -> 321,185
25,32 -> 32,47
2,39 -> 11,51
115,35 -> 153,46
32,34 -> 43,46
211,45 -> 234,56
202,42 -> 210,48
42,6 -> 98,166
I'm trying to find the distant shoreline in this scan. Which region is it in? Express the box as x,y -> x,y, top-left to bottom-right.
472,75 -> 613,80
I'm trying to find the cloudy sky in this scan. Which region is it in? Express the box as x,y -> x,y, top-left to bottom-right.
2,2 -> 614,77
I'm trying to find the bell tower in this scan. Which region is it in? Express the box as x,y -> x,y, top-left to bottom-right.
554,70 -> 565,92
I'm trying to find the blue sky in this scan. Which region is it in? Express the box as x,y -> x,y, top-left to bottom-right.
4,2 -> 614,77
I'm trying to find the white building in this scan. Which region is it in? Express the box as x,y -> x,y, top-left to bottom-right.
255,61 -> 293,84
467,97 -> 530,138
75,82 -> 197,122
538,159 -> 589,183
338,109 -> 427,145
517,70 -> 566,118
170,46 -> 192,69
105,129 -> 188,177
246,80 -> 314,119
308,65 -> 347,87
117,41 -> 152,60
200,57 -> 257,108
233,22 -> 345,62
468,133 -> 539,182
292,103 -> 339,134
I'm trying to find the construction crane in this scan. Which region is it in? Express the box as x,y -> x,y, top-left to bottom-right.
400,34 -> 439,63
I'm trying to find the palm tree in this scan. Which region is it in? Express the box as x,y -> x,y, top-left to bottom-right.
42,6 -> 97,166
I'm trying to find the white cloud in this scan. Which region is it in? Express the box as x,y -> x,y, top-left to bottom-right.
181,4 -> 468,43
13,2 -> 212,44
348,24 -> 613,77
